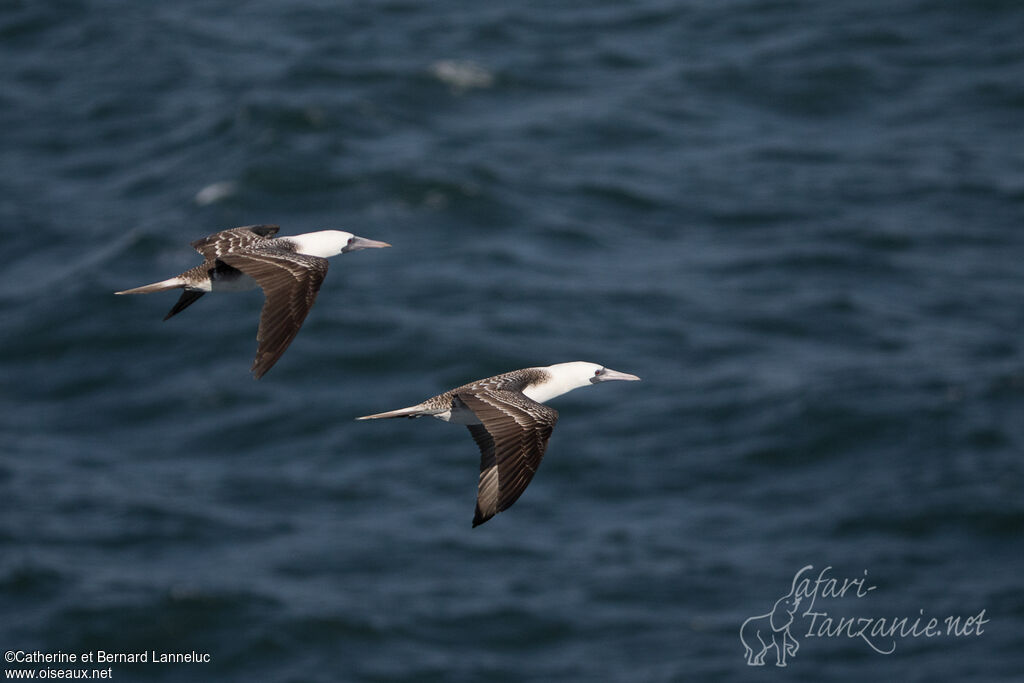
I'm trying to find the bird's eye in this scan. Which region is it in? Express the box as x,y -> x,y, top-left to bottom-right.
594,369 -> 603,376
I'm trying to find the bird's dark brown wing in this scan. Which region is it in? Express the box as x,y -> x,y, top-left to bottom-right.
217,250 -> 328,379
163,290 -> 205,320
190,225 -> 280,260
457,391 -> 559,527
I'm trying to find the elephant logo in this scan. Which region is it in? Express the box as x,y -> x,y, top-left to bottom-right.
740,585 -> 802,667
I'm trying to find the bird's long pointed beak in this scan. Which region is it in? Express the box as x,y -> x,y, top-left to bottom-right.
599,368 -> 641,382
343,235 -> 392,252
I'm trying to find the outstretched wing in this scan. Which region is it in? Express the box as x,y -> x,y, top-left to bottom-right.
217,250 -> 328,379
457,390 -> 558,527
190,225 -> 280,260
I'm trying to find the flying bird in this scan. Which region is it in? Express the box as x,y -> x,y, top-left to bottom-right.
357,362 -> 640,526
116,224 -> 390,378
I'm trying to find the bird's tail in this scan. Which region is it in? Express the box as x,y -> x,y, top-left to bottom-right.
356,405 -> 428,420
115,277 -> 185,295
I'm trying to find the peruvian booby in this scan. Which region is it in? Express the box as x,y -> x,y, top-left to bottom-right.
115,224 -> 390,378
356,362 -> 640,526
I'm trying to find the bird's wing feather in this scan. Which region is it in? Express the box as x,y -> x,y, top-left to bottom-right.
457,390 -> 558,527
163,290 -> 205,321
217,250 -> 328,379
190,225 -> 280,260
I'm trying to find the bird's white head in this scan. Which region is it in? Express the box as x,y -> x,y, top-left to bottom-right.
288,230 -> 391,258
524,361 -> 641,404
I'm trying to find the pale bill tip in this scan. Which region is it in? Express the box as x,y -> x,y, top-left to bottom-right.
603,368 -> 641,382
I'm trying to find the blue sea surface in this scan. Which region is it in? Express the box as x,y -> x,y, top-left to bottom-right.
1,1 -> 1023,681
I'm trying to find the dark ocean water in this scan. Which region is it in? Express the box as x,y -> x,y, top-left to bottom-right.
2,1 -> 1023,681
